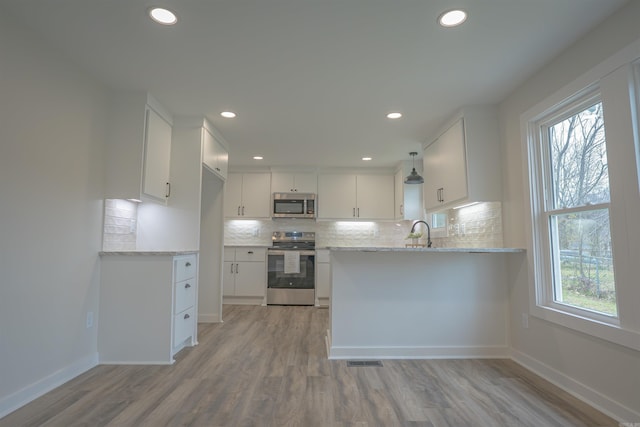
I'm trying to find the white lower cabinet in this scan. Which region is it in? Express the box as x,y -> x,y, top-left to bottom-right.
223,247 -> 266,304
99,253 -> 198,364
315,249 -> 331,307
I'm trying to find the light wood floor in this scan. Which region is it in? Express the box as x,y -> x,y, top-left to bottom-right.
1,305 -> 617,427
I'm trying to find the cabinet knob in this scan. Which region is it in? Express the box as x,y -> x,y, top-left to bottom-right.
184,313 -> 190,320
185,262 -> 191,267
185,283 -> 191,289
215,167 -> 220,171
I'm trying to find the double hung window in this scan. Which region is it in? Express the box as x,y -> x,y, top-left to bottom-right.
538,96 -> 617,318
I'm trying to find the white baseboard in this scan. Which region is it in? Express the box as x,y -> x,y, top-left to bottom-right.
328,345 -> 509,360
198,313 -> 222,323
511,348 -> 639,423
0,352 -> 98,419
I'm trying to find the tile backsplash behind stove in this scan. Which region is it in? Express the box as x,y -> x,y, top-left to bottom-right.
224,202 -> 503,248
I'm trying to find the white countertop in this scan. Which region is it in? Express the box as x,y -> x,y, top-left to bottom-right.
327,247 -> 525,253
99,251 -> 198,256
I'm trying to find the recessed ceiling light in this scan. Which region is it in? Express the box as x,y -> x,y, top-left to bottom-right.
386,112 -> 402,119
221,111 -> 237,118
439,9 -> 467,27
362,157 -> 372,161
149,7 -> 177,25
253,156 -> 263,160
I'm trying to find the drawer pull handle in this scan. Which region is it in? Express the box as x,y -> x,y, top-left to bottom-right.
185,262 -> 191,267
247,251 -> 254,254
185,283 -> 191,289
184,314 -> 190,320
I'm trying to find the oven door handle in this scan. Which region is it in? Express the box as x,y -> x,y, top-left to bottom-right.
268,250 -> 316,256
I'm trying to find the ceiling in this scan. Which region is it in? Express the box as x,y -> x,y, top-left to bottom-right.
2,0 -> 628,168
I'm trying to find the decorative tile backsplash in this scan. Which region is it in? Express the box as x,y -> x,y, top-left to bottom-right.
103,199 -> 503,250
225,202 -> 503,248
102,199 -> 138,251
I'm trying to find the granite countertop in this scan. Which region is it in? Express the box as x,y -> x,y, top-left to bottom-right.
327,247 -> 525,253
99,250 -> 199,256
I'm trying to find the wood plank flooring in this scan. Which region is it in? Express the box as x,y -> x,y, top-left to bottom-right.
1,305 -> 618,427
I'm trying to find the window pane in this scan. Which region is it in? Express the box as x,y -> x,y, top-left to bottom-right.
548,102 -> 610,209
550,209 -> 616,316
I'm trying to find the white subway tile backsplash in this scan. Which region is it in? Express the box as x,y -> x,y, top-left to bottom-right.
224,202 -> 503,248
102,199 -> 138,251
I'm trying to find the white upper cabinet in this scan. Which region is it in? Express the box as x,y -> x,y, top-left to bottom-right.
271,172 -> 317,193
394,163 -> 423,220
318,173 -> 394,220
224,172 -> 271,218
105,92 -> 173,204
202,127 -> 228,181
143,108 -> 172,201
423,106 -> 502,212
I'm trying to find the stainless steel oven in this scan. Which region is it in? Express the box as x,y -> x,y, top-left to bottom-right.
267,231 -> 315,305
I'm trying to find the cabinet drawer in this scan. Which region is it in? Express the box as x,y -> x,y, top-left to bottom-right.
174,254 -> 196,282
174,279 -> 196,314
235,248 -> 266,262
173,306 -> 195,348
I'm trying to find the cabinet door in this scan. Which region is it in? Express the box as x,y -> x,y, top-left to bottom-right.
318,174 -> 357,219
293,173 -> 317,193
213,137 -> 228,180
423,140 -> 442,211
223,261 -> 236,296
235,261 -> 265,297
143,107 -> 172,201
241,173 -> 271,218
356,175 -> 394,219
316,262 -> 331,300
224,173 -> 243,217
271,173 -> 295,193
438,118 -> 467,205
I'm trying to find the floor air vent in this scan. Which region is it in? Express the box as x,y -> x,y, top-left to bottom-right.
347,360 -> 383,367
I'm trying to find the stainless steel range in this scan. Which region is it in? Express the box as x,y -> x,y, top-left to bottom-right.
267,231 -> 315,305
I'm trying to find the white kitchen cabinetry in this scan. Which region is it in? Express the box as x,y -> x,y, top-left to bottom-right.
315,249 -> 330,307
317,173 -> 394,220
223,247 -> 266,304
99,253 -> 198,364
202,127 -> 228,181
105,92 -> 173,203
394,164 -> 423,220
271,172 -> 317,193
423,106 -> 501,212
224,173 -> 271,218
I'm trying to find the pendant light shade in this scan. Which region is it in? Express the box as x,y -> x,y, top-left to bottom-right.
404,152 -> 424,184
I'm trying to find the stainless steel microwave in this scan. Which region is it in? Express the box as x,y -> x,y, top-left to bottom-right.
272,193 -> 316,219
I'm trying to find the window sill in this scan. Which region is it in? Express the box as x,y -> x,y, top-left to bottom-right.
531,304 -> 640,351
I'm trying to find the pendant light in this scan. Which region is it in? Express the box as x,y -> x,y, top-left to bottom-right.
404,152 -> 424,184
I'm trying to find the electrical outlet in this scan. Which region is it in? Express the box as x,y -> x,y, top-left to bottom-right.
86,311 -> 94,328
521,313 -> 529,329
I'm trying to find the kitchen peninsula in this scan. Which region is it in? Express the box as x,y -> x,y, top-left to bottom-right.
326,246 -> 524,360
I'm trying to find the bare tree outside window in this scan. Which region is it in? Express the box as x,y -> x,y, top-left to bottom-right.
546,101 -> 617,316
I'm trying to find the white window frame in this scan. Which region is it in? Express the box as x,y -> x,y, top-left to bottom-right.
533,90 -> 619,325
521,40 -> 640,351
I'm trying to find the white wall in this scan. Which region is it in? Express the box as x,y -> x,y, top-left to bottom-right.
0,12 -> 107,416
499,1 -> 640,420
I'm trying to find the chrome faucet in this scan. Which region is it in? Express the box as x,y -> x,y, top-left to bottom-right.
410,220 -> 432,248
